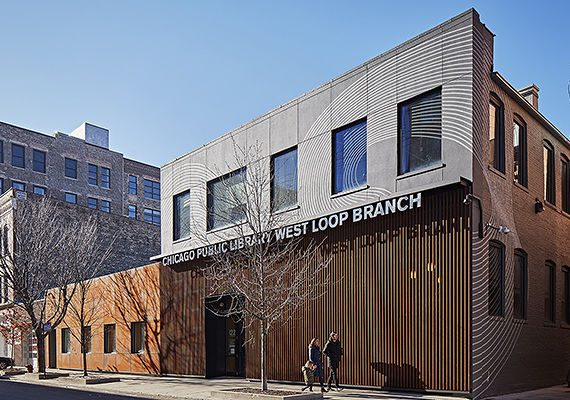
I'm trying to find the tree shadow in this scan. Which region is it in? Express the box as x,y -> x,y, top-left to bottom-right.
371,362 -> 426,392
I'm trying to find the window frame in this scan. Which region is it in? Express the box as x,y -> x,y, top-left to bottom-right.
206,168 -> 246,231
100,167 -> 111,189
11,143 -> 25,169
100,199 -> 111,213
143,179 -> 160,200
143,208 -> 160,226
270,146 -> 298,212
545,261 -> 556,323
82,326 -> 92,354
513,249 -> 528,320
12,181 -> 25,192
88,164 -> 98,186
0,141 -> 4,164
332,118 -> 368,194
173,190 -> 191,241
64,192 -> 77,204
61,327 -> 71,354
488,240 -> 505,317
512,115 -> 528,187
130,321 -> 145,354
33,186 -> 46,196
128,204 -> 137,219
64,157 -> 78,179
104,324 -> 116,354
87,197 -> 98,209
562,155 -> 569,214
489,94 -> 505,173
564,267 -> 570,325
543,141 -> 556,204
32,149 -> 46,173
129,175 -> 137,195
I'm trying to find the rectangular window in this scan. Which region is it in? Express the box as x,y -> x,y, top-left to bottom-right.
104,324 -> 116,353
173,190 -> 191,241
207,169 -> 246,230
32,149 -> 46,173
88,197 -> 98,209
333,120 -> 367,193
0,141 -> 3,163
33,186 -> 46,196
0,179 -> 4,194
65,158 -> 77,179
489,96 -> 505,172
100,200 -> 111,213
143,208 -> 160,225
129,175 -> 137,195
82,326 -> 91,354
143,179 -> 160,200
128,204 -> 137,219
545,262 -> 556,323
513,251 -> 528,320
88,164 -> 98,186
101,167 -> 111,189
65,193 -> 77,204
130,321 -> 145,353
513,120 -> 527,187
271,147 -> 298,211
488,241 -> 505,317
12,181 -> 25,192
544,142 -> 555,204
564,268 -> 570,325
399,88 -> 442,175
562,157 -> 569,214
11,144 -> 25,168
61,328 -> 71,354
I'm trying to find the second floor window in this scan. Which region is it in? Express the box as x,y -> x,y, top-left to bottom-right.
333,120 -> 367,194
65,193 -> 77,204
32,149 -> 46,173
562,156 -> 569,214
173,190 -> 191,241
101,167 -> 111,189
100,200 -> 111,213
207,169 -> 246,231
88,197 -> 98,209
513,118 -> 527,187
271,147 -> 298,211
61,328 -> 71,353
144,179 -> 160,200
144,208 -> 160,225
65,158 -> 77,179
545,262 -> 556,323
543,141 -> 555,204
488,240 -> 505,317
129,175 -> 137,194
489,95 -> 505,172
11,144 -> 25,168
88,164 -> 98,185
128,204 -> 137,219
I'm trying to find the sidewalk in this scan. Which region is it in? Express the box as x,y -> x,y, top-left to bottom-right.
6,370 -> 465,400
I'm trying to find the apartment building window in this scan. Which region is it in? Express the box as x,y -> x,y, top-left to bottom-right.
101,167 -> 111,189
65,193 -> 77,204
88,164 -> 98,185
564,267 -> 570,325
82,326 -> 92,354
128,204 -> 137,219
332,120 -> 367,193
488,240 -> 505,317
11,144 -> 25,168
104,324 -> 116,353
543,141 -> 555,204
12,181 -> 25,192
271,147 -> 298,211
489,94 -> 505,173
513,250 -> 528,320
207,169 -> 246,230
143,179 -> 160,200
562,155 -> 569,214
0,179 -> 4,194
173,190 -> 191,241
513,118 -> 528,187
32,149 -> 46,173
131,321 -> 145,353
88,197 -> 98,209
129,175 -> 137,195
61,328 -> 71,354
143,208 -> 160,225
100,200 -> 111,213
0,141 -> 3,163
33,186 -> 46,196
545,261 -> 556,323
65,158 -> 77,179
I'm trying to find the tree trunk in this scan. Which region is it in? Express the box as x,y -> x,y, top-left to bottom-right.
260,321 -> 268,391
36,328 -> 46,374
82,338 -> 88,377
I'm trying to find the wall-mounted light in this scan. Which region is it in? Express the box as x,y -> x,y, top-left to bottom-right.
486,223 -> 511,234
535,198 -> 545,214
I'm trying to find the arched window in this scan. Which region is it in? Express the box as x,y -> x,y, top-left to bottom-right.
513,114 -> 528,187
488,240 -> 505,317
489,93 -> 505,173
561,154 -> 569,213
543,140 -> 555,204
513,249 -> 528,320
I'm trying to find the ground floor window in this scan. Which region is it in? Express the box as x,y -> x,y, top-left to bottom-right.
488,241 -> 505,317
513,250 -> 528,320
545,261 -> 556,323
104,324 -> 116,353
61,328 -> 71,354
131,321 -> 145,353
563,267 -> 570,325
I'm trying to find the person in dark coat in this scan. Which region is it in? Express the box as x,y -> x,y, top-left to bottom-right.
308,338 -> 327,392
323,331 -> 343,391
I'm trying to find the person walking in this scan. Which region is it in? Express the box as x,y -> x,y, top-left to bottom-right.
308,338 -> 327,392
323,331 -> 343,391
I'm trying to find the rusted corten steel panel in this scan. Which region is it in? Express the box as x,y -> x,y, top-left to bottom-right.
245,185 -> 471,392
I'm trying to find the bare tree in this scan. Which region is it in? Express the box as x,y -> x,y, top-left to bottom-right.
197,141 -> 332,391
0,196 -> 107,374
0,307 -> 30,368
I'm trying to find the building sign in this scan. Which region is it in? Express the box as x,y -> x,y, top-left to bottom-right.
162,192 -> 422,267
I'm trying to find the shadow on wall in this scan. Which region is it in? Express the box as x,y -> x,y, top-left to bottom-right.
371,362 -> 426,391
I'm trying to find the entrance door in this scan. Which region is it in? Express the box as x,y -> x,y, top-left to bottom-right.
48,330 -> 57,369
205,296 -> 244,378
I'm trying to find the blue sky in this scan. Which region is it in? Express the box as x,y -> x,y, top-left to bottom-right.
0,1 -> 568,167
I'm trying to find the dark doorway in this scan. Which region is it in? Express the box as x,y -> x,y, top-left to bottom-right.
205,295 -> 245,378
48,330 -> 57,369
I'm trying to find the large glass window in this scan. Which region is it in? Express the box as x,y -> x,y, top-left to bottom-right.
88,164 -> 98,185
545,261 -> 556,323
514,250 -> 528,320
130,321 -> 145,353
564,267 -> 570,325
144,208 -> 160,225
207,169 -> 246,230
100,200 -> 111,213
513,118 -> 527,187
399,88 -> 442,175
65,158 -> 77,179
544,142 -> 555,204
129,175 -> 137,195
11,144 -> 25,168
61,328 -> 71,353
32,149 -> 46,173
489,95 -> 505,172
333,120 -> 367,193
104,324 -> 116,353
173,190 -> 191,241
562,156 -> 569,214
271,147 -> 298,211
128,204 -> 137,219
144,179 -> 160,200
101,167 -> 111,189
488,241 -> 505,317
65,193 -> 77,204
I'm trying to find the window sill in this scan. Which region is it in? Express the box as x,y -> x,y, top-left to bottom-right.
560,323 -> 570,330
513,181 -> 529,193
207,220 -> 246,235
561,210 -> 570,220
544,200 -> 557,212
543,321 -> 557,328
173,236 -> 192,245
487,165 -> 506,180
32,170 -> 47,175
272,204 -> 300,216
331,184 -> 369,199
103,352 -> 117,355
64,176 -> 78,180
396,163 -> 446,180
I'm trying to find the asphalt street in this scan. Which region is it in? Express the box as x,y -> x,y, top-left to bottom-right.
0,380 -> 156,400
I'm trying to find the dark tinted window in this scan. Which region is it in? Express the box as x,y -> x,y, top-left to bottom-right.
545,262 -> 556,323
61,328 -> 71,353
12,181 -> 25,191
333,120 -> 367,193
173,191 -> 191,240
101,167 -> 111,189
271,147 -> 298,211
207,169 -> 245,230
514,250 -> 528,320
562,156 -> 569,214
104,324 -> 116,353
32,149 -> 46,173
11,144 -> 25,168
488,241 -> 505,317
88,164 -> 98,185
143,179 -> 160,200
564,267 -> 570,325
544,142 -> 555,204
65,158 -> 77,179
131,321 -> 145,353
489,95 -> 505,172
